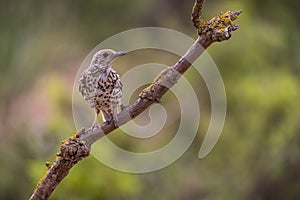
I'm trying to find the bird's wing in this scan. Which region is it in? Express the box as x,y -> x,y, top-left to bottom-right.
111,78 -> 122,108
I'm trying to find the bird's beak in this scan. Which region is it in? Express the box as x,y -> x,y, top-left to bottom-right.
115,51 -> 127,57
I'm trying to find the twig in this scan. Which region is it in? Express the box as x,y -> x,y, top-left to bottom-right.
29,1 -> 241,199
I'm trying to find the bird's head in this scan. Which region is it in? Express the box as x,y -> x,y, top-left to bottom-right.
91,49 -> 126,70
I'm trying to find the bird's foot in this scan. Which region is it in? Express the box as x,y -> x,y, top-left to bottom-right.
112,115 -> 120,128
91,122 -> 100,131
120,104 -> 126,111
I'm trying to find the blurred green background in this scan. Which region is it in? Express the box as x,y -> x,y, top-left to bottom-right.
1,0 -> 300,199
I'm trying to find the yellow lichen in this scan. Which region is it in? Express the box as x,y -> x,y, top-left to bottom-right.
45,161 -> 52,169
191,0 -> 242,41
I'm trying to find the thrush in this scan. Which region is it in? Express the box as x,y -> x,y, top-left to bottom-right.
79,49 -> 126,127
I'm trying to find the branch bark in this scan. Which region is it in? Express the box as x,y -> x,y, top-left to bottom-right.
29,1 -> 241,199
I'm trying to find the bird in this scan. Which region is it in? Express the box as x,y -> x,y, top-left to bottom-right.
78,49 -> 126,127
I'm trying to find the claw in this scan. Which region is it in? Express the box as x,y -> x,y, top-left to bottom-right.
91,122 -> 100,131
120,104 -> 126,111
103,121 -> 110,126
112,114 -> 120,128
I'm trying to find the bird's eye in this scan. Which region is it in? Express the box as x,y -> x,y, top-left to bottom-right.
103,53 -> 109,58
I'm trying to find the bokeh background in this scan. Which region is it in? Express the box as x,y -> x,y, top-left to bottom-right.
1,0 -> 300,199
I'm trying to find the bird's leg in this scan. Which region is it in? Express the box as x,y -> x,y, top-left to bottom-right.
112,107 -> 119,128
92,109 -> 100,129
100,110 -> 112,125
100,108 -> 120,127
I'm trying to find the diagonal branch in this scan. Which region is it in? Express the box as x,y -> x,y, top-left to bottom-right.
29,1 -> 242,199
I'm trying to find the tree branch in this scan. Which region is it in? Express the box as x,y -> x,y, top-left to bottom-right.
29,1 -> 242,199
